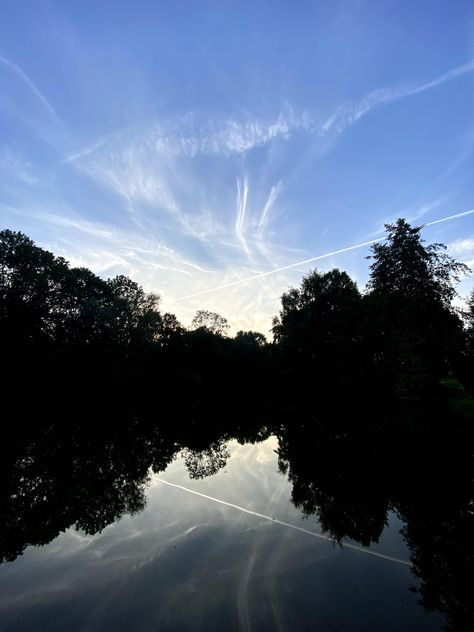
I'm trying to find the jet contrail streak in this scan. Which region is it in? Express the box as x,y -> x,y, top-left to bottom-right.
156,478 -> 411,567
173,237 -> 383,302
0,55 -> 59,120
172,208 -> 474,302
424,208 -> 474,227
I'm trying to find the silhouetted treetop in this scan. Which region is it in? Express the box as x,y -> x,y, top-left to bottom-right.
235,330 -> 267,346
272,268 -> 361,346
191,309 -> 229,336
367,218 -> 469,306
365,219 -> 470,399
0,229 -> 163,351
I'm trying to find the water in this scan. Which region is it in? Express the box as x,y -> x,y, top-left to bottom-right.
0,438 -> 446,631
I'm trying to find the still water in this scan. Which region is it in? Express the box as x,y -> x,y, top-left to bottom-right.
0,437 -> 445,631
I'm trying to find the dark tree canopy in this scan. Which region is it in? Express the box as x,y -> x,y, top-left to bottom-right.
367,218 -> 468,307
272,268 -> 361,347
235,330 -> 267,346
0,229 -> 164,353
365,219 -> 469,399
191,309 -> 230,336
271,268 -> 363,408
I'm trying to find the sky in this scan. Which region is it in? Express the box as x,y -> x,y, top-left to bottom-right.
0,1 -> 473,335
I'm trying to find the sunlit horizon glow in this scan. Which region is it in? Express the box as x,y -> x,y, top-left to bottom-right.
0,3 -> 473,334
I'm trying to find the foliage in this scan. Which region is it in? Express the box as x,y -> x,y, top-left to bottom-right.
191,309 -> 230,336
367,218 -> 469,306
365,219 -> 469,399
271,268 -> 363,409
235,330 -> 267,346
0,229 -> 164,353
272,268 -> 361,348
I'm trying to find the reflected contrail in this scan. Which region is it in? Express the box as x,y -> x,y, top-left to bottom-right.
172,208 -> 474,302
156,479 -> 411,567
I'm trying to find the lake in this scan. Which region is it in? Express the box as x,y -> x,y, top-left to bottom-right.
0,435 -> 448,631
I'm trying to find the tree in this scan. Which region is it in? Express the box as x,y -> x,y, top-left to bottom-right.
272,268 -> 363,404
235,330 -> 267,347
191,309 -> 229,336
367,219 -> 468,306
107,275 -> 162,347
460,291 -> 474,388
465,290 -> 474,339
272,268 -> 361,351
0,229 -> 71,346
156,312 -> 184,345
366,218 -> 469,399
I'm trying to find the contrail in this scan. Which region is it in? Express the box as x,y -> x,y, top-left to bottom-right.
424,207 -> 474,227
173,237 -> 383,302
0,55 -> 59,120
156,479 -> 411,567
173,208 -> 474,302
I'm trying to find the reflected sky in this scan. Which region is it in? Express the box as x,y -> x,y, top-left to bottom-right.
0,438 -> 444,632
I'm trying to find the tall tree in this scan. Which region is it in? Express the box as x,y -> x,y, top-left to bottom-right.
272,268 -> 363,405
366,218 -> 469,399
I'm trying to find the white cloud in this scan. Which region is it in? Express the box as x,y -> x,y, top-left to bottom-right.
235,177 -> 250,259
448,237 -> 474,257
319,58 -> 474,136
258,181 -> 282,231
66,109 -> 312,166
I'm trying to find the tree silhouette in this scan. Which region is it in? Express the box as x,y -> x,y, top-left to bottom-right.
272,268 -> 363,412
235,330 -> 267,347
191,309 -> 230,336
366,219 -> 469,399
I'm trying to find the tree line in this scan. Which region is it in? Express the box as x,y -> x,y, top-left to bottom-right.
1,218 -> 473,431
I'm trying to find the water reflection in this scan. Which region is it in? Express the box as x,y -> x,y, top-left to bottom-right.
1,406 -> 473,631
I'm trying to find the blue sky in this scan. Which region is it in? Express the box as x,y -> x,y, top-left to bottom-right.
1,1 -> 473,334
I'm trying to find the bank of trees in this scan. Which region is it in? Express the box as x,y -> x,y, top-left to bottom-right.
272,219 -> 472,412
1,218 -> 473,430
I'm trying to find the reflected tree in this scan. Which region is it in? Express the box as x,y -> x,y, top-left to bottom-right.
182,441 -> 230,479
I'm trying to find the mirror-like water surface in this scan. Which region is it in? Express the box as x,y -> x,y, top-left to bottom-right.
0,437 -> 447,631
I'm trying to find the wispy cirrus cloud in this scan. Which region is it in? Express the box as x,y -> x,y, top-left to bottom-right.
258,181 -> 282,231
235,177 -> 250,259
66,109 -> 312,165
65,57 -> 474,172
62,110 -> 298,273
0,144 -> 39,186
1,168 -> 305,335
319,58 -> 474,135
60,57 -> 474,248
2,48 -> 473,334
